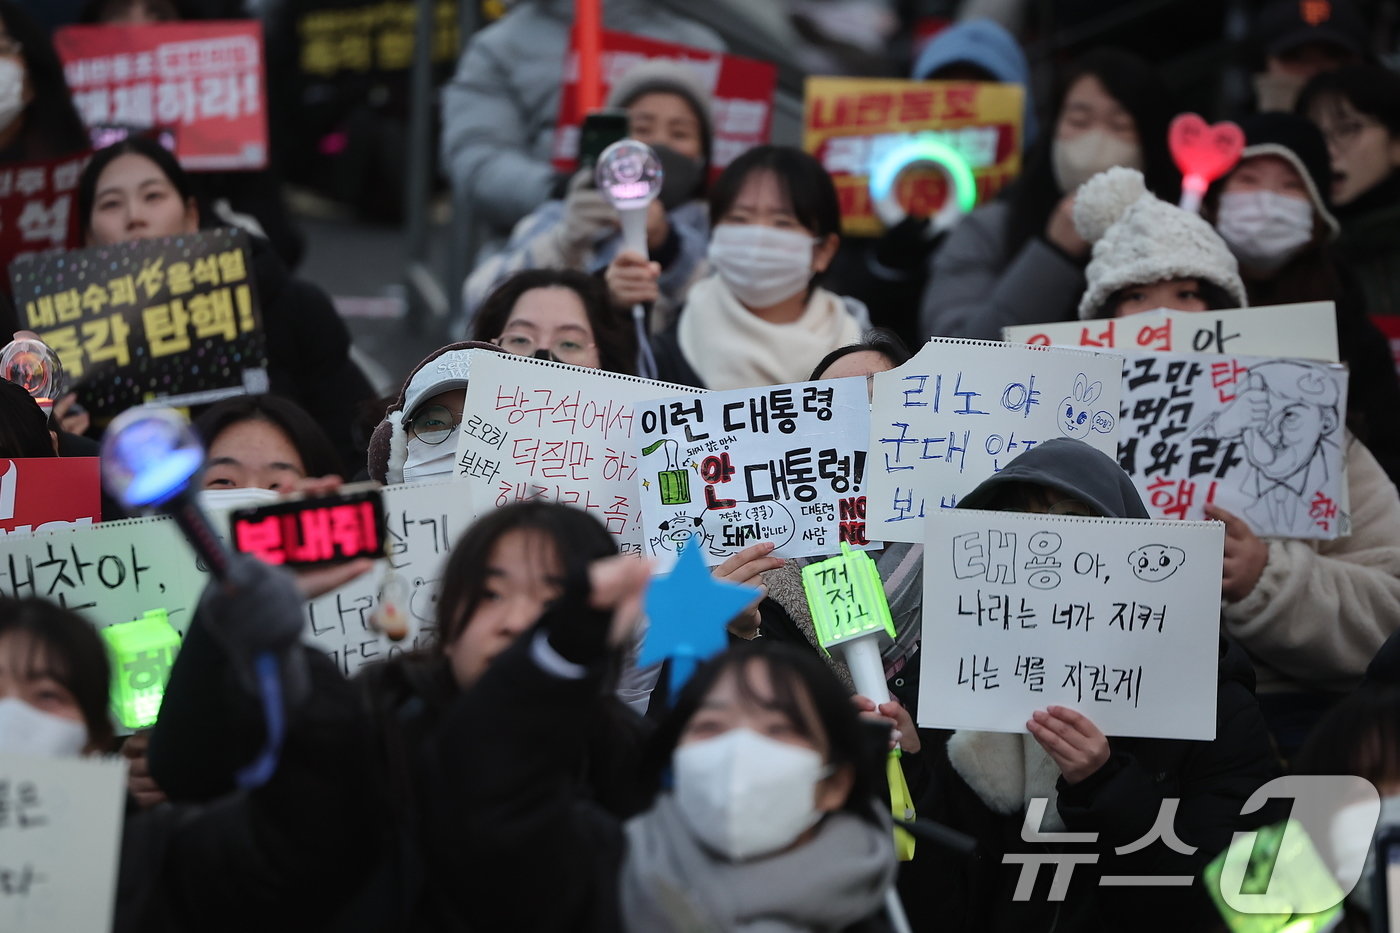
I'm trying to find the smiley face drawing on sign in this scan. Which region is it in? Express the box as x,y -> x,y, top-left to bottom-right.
1128,544 -> 1186,582
1059,373 -> 1116,440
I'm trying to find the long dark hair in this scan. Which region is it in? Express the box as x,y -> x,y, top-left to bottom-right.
434,501 -> 618,649
471,268 -> 636,376
1297,64 -> 1400,139
642,642 -> 882,822
1002,49 -> 1179,263
0,597 -> 114,750
193,394 -> 344,479
77,135 -> 203,237
708,145 -> 843,241
0,1 -> 89,160
0,378 -> 53,457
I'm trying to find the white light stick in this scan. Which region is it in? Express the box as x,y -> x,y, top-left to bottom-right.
596,139 -> 663,379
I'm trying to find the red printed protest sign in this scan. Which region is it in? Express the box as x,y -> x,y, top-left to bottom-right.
0,458 -> 101,536
803,77 -> 1023,236
0,153 -> 89,279
553,30 -> 776,177
54,21 -> 268,171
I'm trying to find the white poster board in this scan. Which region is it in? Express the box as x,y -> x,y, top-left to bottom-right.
867,339 -> 1122,542
636,377 -> 873,569
1002,302 -> 1340,362
918,510 -> 1223,740
1117,350 -> 1350,539
0,480 -> 473,680
454,353 -> 700,555
0,754 -> 126,933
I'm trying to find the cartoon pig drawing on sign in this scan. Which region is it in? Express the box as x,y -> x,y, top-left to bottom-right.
1059,373 -> 1116,439
650,513 -> 715,556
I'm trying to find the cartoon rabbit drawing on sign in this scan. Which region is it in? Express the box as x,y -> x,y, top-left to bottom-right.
1059,373 -> 1116,440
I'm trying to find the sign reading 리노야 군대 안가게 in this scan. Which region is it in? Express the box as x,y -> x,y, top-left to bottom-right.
866,339 -> 1123,543
636,376 -> 874,571
8,228 -> 267,418
918,509 -> 1224,741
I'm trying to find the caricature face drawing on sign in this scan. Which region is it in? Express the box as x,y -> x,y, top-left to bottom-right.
1194,360 -> 1341,536
1128,544 -> 1186,582
1059,374 -> 1116,440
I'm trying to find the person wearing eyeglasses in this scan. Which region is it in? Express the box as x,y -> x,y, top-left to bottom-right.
470,268 -> 637,375
367,341 -> 510,485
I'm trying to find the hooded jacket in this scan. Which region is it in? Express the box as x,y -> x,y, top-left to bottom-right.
438,0 -> 723,238
899,439 -> 1280,933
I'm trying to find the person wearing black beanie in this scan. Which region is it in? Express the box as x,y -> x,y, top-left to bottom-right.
1203,111 -> 1400,486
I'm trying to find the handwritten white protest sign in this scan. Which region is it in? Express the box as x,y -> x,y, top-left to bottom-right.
0,754 -> 126,933
299,480 -> 472,676
867,339 -> 1122,542
0,480 -> 473,681
636,377 -> 872,569
1003,302 -> 1340,362
1117,351 -> 1350,539
454,353 -> 699,555
919,510 -> 1223,740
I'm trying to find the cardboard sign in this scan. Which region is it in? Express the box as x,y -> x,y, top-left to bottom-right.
803,77 -> 1023,236
919,510 -> 1224,740
0,154 -> 88,280
1003,303 -> 1341,363
0,754 -> 126,933
0,458 -> 101,536
867,339 -> 1123,542
1118,350 -> 1350,539
454,353 -> 699,556
300,480 -> 472,676
9,228 -> 268,417
637,377 -> 873,569
55,21 -> 269,170
553,30 -> 777,176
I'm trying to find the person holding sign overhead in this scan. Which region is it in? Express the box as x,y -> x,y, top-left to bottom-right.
1075,164 -> 1400,757
77,136 -> 375,474
647,145 -> 868,391
901,438 -> 1278,932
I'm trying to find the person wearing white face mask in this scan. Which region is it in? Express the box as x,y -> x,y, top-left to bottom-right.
0,2 -> 87,164
438,565 -> 898,932
645,145 -> 869,391
367,340 -> 509,485
918,49 -> 1180,341
1203,112 -> 1400,486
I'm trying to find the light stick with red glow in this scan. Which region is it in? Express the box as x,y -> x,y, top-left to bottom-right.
1168,113 -> 1245,214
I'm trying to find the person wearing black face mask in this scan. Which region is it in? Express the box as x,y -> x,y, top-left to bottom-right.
460,60 -> 713,338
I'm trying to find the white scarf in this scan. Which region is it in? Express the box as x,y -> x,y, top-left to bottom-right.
678,275 -> 862,391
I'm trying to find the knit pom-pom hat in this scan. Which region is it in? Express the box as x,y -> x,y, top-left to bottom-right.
1073,166 -> 1247,319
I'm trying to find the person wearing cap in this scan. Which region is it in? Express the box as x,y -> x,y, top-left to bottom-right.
461,59 -> 715,341
439,0 -> 721,246
1202,111 -> 1400,483
1252,0 -> 1367,112
1298,64 -> 1400,320
366,341 -> 507,485
1075,166 -> 1400,758
900,438 -> 1277,932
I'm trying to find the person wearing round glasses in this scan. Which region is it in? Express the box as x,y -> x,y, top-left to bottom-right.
367,341 -> 509,485
471,267 -> 636,374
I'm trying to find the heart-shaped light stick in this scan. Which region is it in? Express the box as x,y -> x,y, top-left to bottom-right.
1168,113 -> 1245,213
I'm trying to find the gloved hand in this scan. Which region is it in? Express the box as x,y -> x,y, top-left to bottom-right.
556,168 -> 618,261
195,554 -> 310,708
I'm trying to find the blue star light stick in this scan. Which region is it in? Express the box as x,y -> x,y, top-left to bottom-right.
640,542 -> 761,693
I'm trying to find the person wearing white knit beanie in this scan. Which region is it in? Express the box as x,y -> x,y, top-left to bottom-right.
1073,166 -> 1248,320
1072,168 -> 1400,759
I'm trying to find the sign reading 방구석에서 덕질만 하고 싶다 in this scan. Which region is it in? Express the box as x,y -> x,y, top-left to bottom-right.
919,509 -> 1224,741
867,339 -> 1123,543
